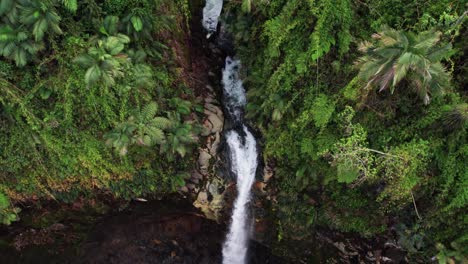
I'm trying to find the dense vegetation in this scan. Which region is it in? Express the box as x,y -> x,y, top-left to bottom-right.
223,0 -> 466,262
0,0 -> 196,222
0,0 -> 466,263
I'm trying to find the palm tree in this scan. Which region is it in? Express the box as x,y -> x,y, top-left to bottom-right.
0,25 -> 44,66
74,34 -> 130,87
127,49 -> 155,89
130,102 -> 171,147
442,103 -> 468,133
19,0 -> 62,41
105,102 -> 172,156
160,111 -> 196,159
356,26 -> 452,105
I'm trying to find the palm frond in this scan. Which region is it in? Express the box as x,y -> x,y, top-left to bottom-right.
356,26 -> 453,104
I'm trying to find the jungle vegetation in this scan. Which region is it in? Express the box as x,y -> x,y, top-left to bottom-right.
0,0 -> 466,263
223,0 -> 466,262
0,0 -> 196,222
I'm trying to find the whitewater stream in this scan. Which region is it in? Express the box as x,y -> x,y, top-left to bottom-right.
221,58 -> 258,264
202,0 -> 224,38
202,2 -> 259,263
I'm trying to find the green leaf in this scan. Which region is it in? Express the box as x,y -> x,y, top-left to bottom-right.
74,54 -> 95,68
337,160 -> 359,183
61,0 -> 77,12
176,146 -> 187,157
102,16 -> 119,36
311,94 -> 335,128
15,49 -> 27,66
32,18 -> 48,41
131,16 -> 143,32
0,0 -> 14,15
39,87 -> 52,99
0,193 -> 8,209
105,36 -> 125,55
241,0 -> 252,13
84,65 -> 101,86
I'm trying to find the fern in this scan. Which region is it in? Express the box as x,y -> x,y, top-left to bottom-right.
310,94 -> 335,128
60,0 -> 77,12
140,102 -> 158,122
309,0 -> 352,60
149,117 -> 172,130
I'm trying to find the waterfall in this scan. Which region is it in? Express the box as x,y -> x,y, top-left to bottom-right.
202,0 -> 224,38
201,3 -> 258,263
221,57 -> 258,264
222,57 -> 246,123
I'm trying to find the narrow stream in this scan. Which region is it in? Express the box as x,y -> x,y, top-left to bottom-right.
202,2 -> 259,264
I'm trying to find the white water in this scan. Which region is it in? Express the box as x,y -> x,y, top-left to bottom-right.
221,57 -> 258,264
222,57 -> 246,122
201,4 -> 257,263
202,0 -> 224,38
222,127 -> 257,264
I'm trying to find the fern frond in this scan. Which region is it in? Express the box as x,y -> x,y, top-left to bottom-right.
141,102 -> 158,121
60,0 -> 77,12
149,117 -> 172,130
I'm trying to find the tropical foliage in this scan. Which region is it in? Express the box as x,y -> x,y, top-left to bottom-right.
0,0 -> 466,263
224,0 -> 467,262
0,0 -> 198,225
356,26 -> 452,104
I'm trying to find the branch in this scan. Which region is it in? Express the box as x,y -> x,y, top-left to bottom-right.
411,191 -> 422,220
358,147 -> 405,159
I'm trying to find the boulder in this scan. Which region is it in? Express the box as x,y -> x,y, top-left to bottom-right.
209,132 -> 221,156
191,171 -> 203,180
204,109 -> 223,134
198,150 -> 212,174
193,178 -> 225,222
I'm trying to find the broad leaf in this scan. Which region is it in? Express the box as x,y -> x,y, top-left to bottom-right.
131,16 -> 143,32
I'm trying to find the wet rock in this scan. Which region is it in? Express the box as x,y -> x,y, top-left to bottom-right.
383,242 -> 406,263
198,150 -> 212,174
179,186 -> 189,193
204,95 -> 215,104
193,178 -> 225,221
253,181 -> 266,194
205,102 -> 223,116
209,132 -> 221,156
202,119 -> 213,136
191,171 -> 203,180
190,178 -> 200,184
197,191 -> 208,203
205,109 -> 223,134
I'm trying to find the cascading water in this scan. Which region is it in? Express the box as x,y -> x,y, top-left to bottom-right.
201,2 -> 258,263
221,58 -> 258,264
202,0 -> 224,38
